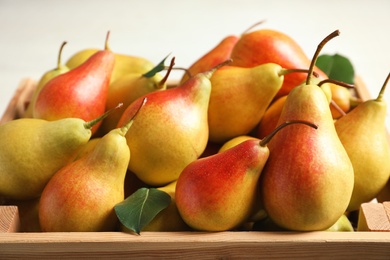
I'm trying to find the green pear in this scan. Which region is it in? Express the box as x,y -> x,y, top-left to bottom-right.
260,30 -> 354,231
33,32 -> 115,135
38,99 -> 145,232
208,64 -> 313,143
116,60 -> 231,186
176,121 -> 317,231
335,73 -> 390,212
0,113 -> 108,200
326,214 -> 354,232
22,41 -> 70,118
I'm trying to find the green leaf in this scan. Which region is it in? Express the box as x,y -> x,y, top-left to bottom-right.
143,54 -> 171,78
114,187 -> 171,234
316,53 -> 355,84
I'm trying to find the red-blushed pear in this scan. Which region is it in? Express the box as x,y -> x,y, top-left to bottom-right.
39,99 -> 145,232
179,35 -> 239,84
116,60 -> 232,187
335,73 -> 390,212
33,32 -> 115,135
208,63 -> 314,143
230,28 -> 328,99
175,120 -> 317,231
260,30 -> 354,231
256,96 -> 287,139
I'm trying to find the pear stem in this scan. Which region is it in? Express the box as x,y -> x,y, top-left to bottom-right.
104,31 -> 111,51
279,68 -> 319,78
306,30 -> 340,85
203,59 -> 233,79
260,120 -> 318,147
377,72 -> 390,101
157,57 -> 175,89
83,103 -> 123,129
165,66 -> 192,79
318,79 -> 354,89
241,20 -> 267,35
57,41 -> 67,69
120,97 -> 147,136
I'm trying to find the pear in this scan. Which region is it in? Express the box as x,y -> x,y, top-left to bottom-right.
260,30 -> 354,231
208,64 -> 313,143
335,73 -> 390,212
116,60 -> 231,186
22,41 -> 69,118
99,57 -> 175,135
326,214 -> 354,232
179,35 -> 239,84
218,135 -> 259,153
38,98 -> 145,232
33,32 -> 115,135
0,110 -> 110,200
176,120 -> 317,231
230,28 -> 328,99
256,96 -> 287,139
66,48 -> 155,84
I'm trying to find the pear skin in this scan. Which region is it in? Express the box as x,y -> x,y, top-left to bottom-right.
335,73 -> 390,211
180,35 -> 239,84
34,33 -> 115,135
230,29 -> 327,99
176,139 -> 268,231
116,63 -> 228,186
260,83 -> 354,231
39,117 -> 135,232
0,117 -> 94,200
208,64 -> 285,143
218,135 -> 259,153
256,96 -> 287,139
66,49 -> 155,84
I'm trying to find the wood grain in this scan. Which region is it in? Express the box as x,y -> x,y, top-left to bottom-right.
0,231 -> 390,259
0,206 -> 20,233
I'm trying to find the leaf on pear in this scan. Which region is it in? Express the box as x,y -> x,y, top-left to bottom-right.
143,54 -> 171,78
316,53 -> 355,84
114,187 -> 171,234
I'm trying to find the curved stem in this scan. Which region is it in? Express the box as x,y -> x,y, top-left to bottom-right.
306,30 -> 340,85
318,79 -> 354,89
260,120 -> 318,147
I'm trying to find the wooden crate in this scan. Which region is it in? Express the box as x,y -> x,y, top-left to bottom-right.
1,77 -> 390,259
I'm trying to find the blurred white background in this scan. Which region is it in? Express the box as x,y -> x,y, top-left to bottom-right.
1,0 -> 389,128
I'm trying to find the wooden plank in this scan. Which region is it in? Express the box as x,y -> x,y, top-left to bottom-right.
0,231 -> 389,259
0,206 -> 20,233
357,202 -> 390,231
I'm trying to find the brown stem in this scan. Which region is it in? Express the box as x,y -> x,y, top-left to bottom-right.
84,103 -> 123,129
157,57 -> 175,89
318,79 -> 354,89
241,20 -> 267,35
260,120 -> 318,147
164,66 -> 192,79
306,30 -> 340,85
377,72 -> 390,101
330,100 -> 347,117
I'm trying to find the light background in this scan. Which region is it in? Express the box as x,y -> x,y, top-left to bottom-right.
1,0 -> 389,129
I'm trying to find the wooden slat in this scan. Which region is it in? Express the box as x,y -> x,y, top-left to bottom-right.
0,231 -> 390,259
357,202 -> 390,231
0,206 -> 20,233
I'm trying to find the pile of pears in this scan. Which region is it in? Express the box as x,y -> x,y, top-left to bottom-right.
0,24 -> 389,234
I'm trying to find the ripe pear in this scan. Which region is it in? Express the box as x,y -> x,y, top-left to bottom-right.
0,114 -> 106,200
335,73 -> 390,212
33,32 -> 115,135
260,30 -> 354,231
176,120 -> 317,231
38,99 -> 144,232
116,60 -> 231,186
66,49 -> 155,84
208,63 -> 312,143
179,35 -> 239,84
329,82 -> 352,118
230,28 -> 327,99
99,57 -> 174,135
23,41 -> 69,118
